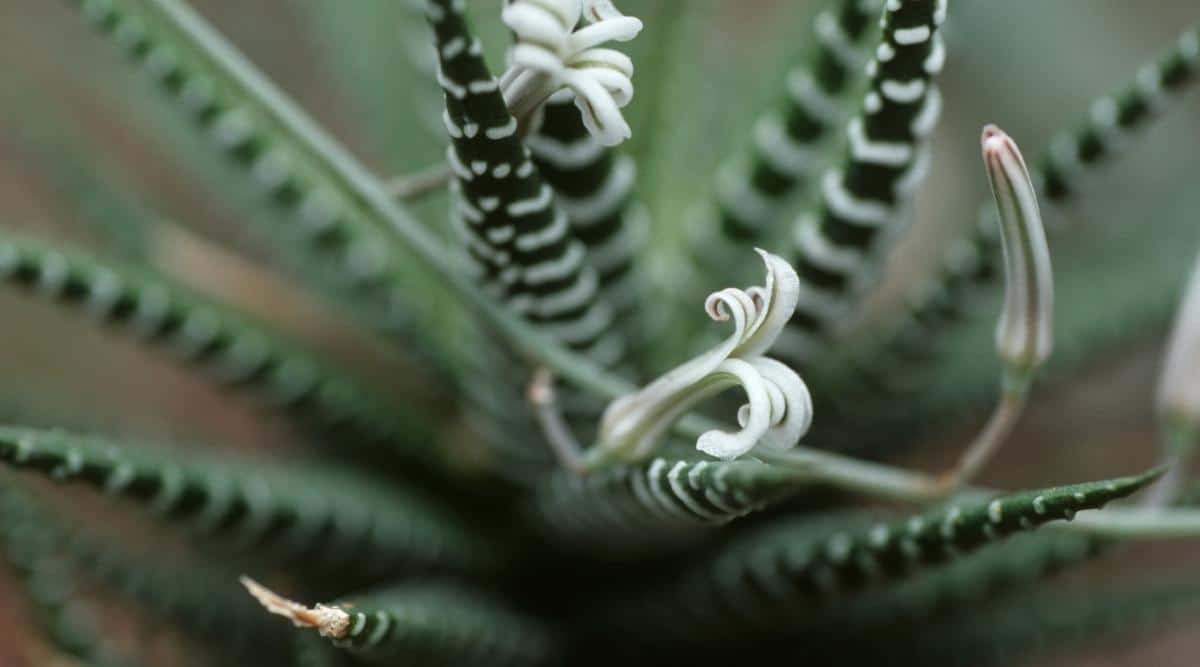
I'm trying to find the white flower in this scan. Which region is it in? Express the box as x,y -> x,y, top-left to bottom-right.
982,124 -> 1054,383
499,0 -> 642,146
589,250 -> 813,465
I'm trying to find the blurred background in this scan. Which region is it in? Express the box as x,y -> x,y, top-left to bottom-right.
0,1 -> 1198,664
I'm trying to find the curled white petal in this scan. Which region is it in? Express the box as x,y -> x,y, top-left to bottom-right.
502,2 -> 574,48
500,0 -> 640,145
738,249 -> 801,357
982,124 -> 1054,375
567,15 -> 643,51
696,359 -> 773,459
582,0 -> 628,22
593,251 -> 812,465
747,357 -> 813,450
565,71 -> 632,146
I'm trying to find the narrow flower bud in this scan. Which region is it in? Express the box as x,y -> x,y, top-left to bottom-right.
932,126 -> 1056,494
1158,254 -> 1200,426
1144,252 -> 1200,505
981,125 -> 1054,385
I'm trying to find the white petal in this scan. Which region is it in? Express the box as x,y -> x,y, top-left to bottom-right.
566,47 -> 634,76
736,250 -> 801,358
510,43 -> 568,75
566,71 -> 631,146
572,64 -> 633,106
567,15 -> 643,52
696,359 -> 774,460
582,0 -> 625,22
748,357 -> 813,450
502,2 -> 576,46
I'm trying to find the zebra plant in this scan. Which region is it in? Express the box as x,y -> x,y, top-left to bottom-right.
2,0 -> 1200,664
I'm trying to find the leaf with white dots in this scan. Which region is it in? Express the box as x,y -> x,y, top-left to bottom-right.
0,232 -> 431,458
63,0 -> 441,342
248,580 -> 556,667
533,457 -> 812,550
0,426 -> 500,578
0,486 -> 291,663
590,470 -> 1158,643
426,0 -> 625,367
862,26 -> 1200,391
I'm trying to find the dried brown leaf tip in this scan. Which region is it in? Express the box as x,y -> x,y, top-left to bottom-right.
241,576 -> 350,639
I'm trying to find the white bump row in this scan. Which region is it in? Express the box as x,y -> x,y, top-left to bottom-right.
847,118 -> 913,166
822,170 -> 892,227
755,115 -> 819,177
559,157 -> 636,226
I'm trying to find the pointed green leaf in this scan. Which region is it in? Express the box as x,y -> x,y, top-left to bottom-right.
860,27 -> 1200,392
0,232 -> 433,457
0,426 -> 500,577
0,486 -> 291,664
783,0 -> 947,360
258,582 -> 556,666
534,457 -> 811,549
426,0 -> 625,367
590,471 -> 1156,642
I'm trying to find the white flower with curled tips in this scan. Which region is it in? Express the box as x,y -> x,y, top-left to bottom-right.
586,250 -> 814,466
499,0 -> 642,146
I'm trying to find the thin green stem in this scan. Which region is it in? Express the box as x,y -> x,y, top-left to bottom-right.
934,388 -> 1027,494
385,163 -> 451,201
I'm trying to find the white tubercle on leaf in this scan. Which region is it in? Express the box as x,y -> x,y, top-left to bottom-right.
1158,253 -> 1200,427
500,0 -> 642,146
982,124 -> 1054,385
589,250 -> 813,466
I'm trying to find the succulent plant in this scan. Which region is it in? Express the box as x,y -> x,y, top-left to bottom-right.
2,0 -> 1200,665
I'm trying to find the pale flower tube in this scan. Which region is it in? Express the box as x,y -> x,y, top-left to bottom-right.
982,124 -> 1054,386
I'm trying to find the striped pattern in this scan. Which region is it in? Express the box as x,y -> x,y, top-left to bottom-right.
528,98 -> 645,348
716,0 -> 882,243
66,0 -> 419,327
0,488 -> 289,663
0,234 -> 428,453
534,458 -> 809,547
326,584 -> 555,666
592,470 -> 1155,642
785,0 -> 947,358
0,427 -> 494,577
866,27 -> 1200,383
0,490 -> 109,661
1039,28 -> 1200,203
427,0 -> 624,368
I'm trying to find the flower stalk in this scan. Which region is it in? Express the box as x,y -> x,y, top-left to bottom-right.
934,125 -> 1053,494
